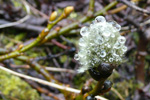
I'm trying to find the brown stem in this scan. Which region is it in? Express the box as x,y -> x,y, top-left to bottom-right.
135,33 -> 148,83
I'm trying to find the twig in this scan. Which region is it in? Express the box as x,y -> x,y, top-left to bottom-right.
33,49 -> 72,61
95,96 -> 108,100
51,39 -> 71,49
140,19 -> 150,26
124,15 -> 141,29
0,15 -> 30,29
0,0 -> 31,29
117,0 -> 150,15
111,87 -> 125,100
12,64 -> 76,74
120,30 -> 131,36
23,0 -> 49,19
0,48 -> 52,81
109,5 -> 127,14
89,0 -> 95,12
0,65 -> 80,93
109,0 -> 139,14
16,56 -> 53,81
0,92 -> 18,100
0,19 -> 44,32
0,48 -> 73,82
45,67 -> 76,74
21,0 -> 31,14
2,35 -> 23,44
26,80 -> 61,100
87,0 -> 95,17
10,64 -> 30,69
0,48 -> 9,55
95,1 -> 118,16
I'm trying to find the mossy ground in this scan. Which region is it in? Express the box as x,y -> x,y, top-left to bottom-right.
0,69 -> 42,100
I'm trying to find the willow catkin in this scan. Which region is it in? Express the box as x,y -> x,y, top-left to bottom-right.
74,16 -> 127,73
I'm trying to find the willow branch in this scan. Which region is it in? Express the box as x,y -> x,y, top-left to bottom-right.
43,1 -> 118,43
0,6 -> 74,61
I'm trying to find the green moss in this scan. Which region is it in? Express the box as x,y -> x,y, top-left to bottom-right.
0,69 -> 42,100
14,33 -> 26,41
73,72 -> 91,89
60,55 -> 68,63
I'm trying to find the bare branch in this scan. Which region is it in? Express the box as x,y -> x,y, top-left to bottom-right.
111,87 -> 125,100
0,65 -> 80,93
45,67 -> 76,74
0,0 -> 31,29
118,0 -> 150,15
0,15 -> 30,29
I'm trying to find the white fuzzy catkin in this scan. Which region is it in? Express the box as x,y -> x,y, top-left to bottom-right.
75,16 -> 127,73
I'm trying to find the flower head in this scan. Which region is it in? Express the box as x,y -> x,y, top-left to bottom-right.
75,16 -> 127,73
